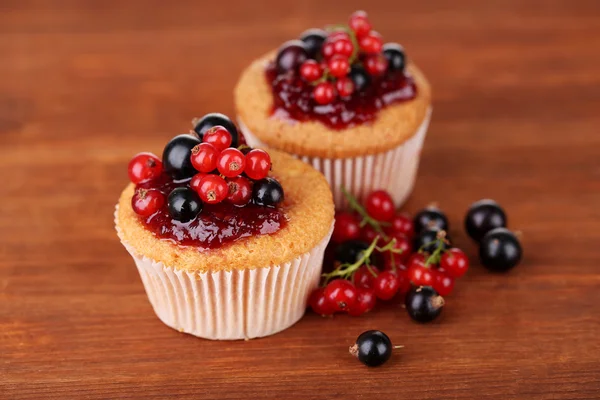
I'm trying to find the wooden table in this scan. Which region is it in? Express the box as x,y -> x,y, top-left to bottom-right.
2,1 -> 599,398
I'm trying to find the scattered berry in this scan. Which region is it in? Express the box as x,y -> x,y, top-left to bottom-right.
414,228 -> 449,253
405,286 -> 444,323
388,213 -> 414,237
348,288 -> 377,316
128,152 -> 163,184
324,279 -> 358,312
383,232 -> 412,265
334,240 -> 369,264
299,59 -> 323,82
190,143 -> 219,173
197,174 -> 228,204
382,43 -> 406,72
131,188 -> 164,216
327,55 -> 351,78
433,272 -> 455,297
349,65 -> 371,92
408,263 -> 437,287
332,212 -> 361,243
203,126 -> 233,152
244,149 -> 271,180
465,199 -> 507,242
365,190 -> 395,221
217,148 -> 246,178
358,31 -> 383,54
226,176 -> 253,206
335,77 -> 355,98
299,28 -> 328,59
350,330 -> 394,367
313,82 -> 336,105
348,11 -> 372,38
364,53 -> 389,76
353,265 -> 380,289
192,113 -> 240,148
167,187 -> 202,222
252,177 -> 284,206
414,206 -> 449,234
440,248 -> 469,278
275,40 -> 309,73
162,134 -> 201,180
359,224 -> 379,244
479,228 -> 522,272
309,287 -> 335,316
373,271 -> 401,300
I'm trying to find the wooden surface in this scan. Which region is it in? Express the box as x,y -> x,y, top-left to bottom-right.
1,1 -> 600,399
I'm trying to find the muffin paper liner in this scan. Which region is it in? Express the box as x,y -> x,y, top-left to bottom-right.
239,107 -> 432,208
115,207 -> 333,340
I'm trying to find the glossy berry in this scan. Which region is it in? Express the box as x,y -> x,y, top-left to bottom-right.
348,10 -> 372,38
348,288 -> 377,316
479,228 -> 522,272
252,177 -> 284,207
217,148 -> 246,178
408,264 -> 437,287
324,279 -> 358,312
383,232 -> 412,265
414,228 -> 450,253
313,82 -> 335,105
364,54 -> 389,76
202,126 -> 232,152
388,213 -> 414,238
244,149 -> 271,180
190,143 -> 219,173
359,225 -> 379,244
414,206 -> 449,234
167,187 -> 202,222
405,286 -> 444,323
353,265 -> 380,289
335,240 -> 369,264
128,152 -> 163,184
275,40 -> 309,73
226,176 -> 252,206
373,271 -> 401,300
193,113 -> 239,148
327,29 -> 351,42
309,287 -> 335,316
162,134 -> 201,180
383,43 -> 406,72
407,252 -> 426,269
131,189 -> 164,217
299,60 -> 322,82
327,55 -> 350,78
189,172 -> 207,193
197,174 -> 228,204
349,65 -> 371,92
365,190 -> 395,221
299,28 -> 328,59
322,37 -> 354,59
335,77 -> 355,98
359,31 -> 383,54
433,272 -> 455,297
332,212 -> 361,243
350,330 -> 393,367
440,248 -> 470,278
465,199 -> 507,242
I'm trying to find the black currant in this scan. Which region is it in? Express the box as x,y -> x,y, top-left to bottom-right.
465,199 -> 507,242
167,187 -> 202,222
405,286 -> 444,323
275,40 -> 309,74
413,228 -> 450,253
334,240 -> 370,264
413,206 -> 449,234
162,134 -> 201,180
382,42 -> 406,72
349,330 -> 394,367
192,113 -> 239,148
252,177 -> 284,207
299,28 -> 327,59
479,228 -> 522,272
349,65 -> 371,92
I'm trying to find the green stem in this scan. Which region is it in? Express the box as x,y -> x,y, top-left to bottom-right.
322,236 -> 380,284
341,187 -> 390,238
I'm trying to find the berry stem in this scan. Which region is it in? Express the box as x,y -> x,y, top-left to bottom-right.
420,230 -> 450,267
341,187 -> 390,238
393,345 -> 404,349
326,24 -> 360,63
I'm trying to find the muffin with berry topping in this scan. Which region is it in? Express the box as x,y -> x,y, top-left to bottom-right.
235,10 -> 432,208
115,113 -> 334,340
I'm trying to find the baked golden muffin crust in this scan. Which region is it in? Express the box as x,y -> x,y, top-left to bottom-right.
116,150 -> 334,274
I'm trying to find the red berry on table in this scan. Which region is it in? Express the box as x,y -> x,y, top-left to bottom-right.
131,188 -> 164,216
244,149 -> 271,180
217,148 -> 246,178
359,31 -> 383,54
203,126 -> 232,151
190,143 -> 219,173
313,82 -> 336,105
323,37 -> 354,59
309,287 -> 336,316
384,232 -> 412,264
353,265 -> 380,289
373,271 -> 401,300
408,264 -> 437,287
360,225 -> 379,244
332,212 -> 361,243
197,174 -> 228,204
349,10 -> 372,38
364,53 -> 389,76
190,172 -> 207,193
299,60 -> 323,82
327,55 -> 350,78
391,268 -> 412,294
324,279 -> 358,313
388,213 -> 414,237
128,152 -> 163,184
365,190 -> 395,221
433,272 -> 455,296
226,176 -> 253,206
348,288 -> 377,316
440,248 -> 470,278
335,77 -> 355,98
407,252 -> 426,269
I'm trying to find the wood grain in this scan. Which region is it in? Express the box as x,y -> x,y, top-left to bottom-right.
1,0 -> 600,398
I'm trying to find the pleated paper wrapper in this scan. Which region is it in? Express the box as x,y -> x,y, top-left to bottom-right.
116,207 -> 333,340
239,107 -> 432,208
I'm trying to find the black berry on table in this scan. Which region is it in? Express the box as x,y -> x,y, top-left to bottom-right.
162,134 -> 201,180
413,228 -> 450,253
192,113 -> 240,147
349,330 -> 396,367
413,206 -> 449,234
299,28 -> 328,59
252,177 -> 284,207
405,286 -> 444,323
465,199 -> 508,242
479,228 -> 522,272
275,40 -> 309,73
167,187 -> 203,222
383,42 -> 406,72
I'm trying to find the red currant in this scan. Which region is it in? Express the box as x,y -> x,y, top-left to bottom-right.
349,11 -> 372,38
348,288 -> 377,316
360,225 -> 379,244
327,29 -> 351,42
324,279 -> 358,313
433,272 -> 455,296
383,232 -> 412,266
217,148 -> 246,178
335,77 -> 355,98
408,264 -> 437,287
197,174 -> 228,204
203,126 -> 232,151
323,37 -> 354,59
364,54 -> 389,76
131,188 -> 164,216
332,212 -> 361,243
128,152 -> 163,184
373,271 -> 401,300
327,55 -> 350,78
309,287 -> 336,316
440,248 -> 470,278
359,31 -> 383,54
244,149 -> 271,180
226,176 -> 252,206
353,265 -> 380,289
299,60 -> 322,82
392,268 -> 412,294
407,252 -> 426,269
388,213 -> 414,238
190,172 -> 207,193
313,82 -> 335,105
365,190 -> 395,221
190,143 -> 218,173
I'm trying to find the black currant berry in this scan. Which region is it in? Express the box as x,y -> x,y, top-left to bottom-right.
349,330 -> 394,367
275,40 -> 309,74
162,134 -> 201,180
383,43 -> 406,72
252,177 -> 284,207
167,187 -> 202,222
465,199 -> 507,242
192,113 -> 239,148
405,286 -> 444,323
349,65 -> 371,92
413,228 -> 450,253
413,206 -> 449,234
299,28 -> 327,59
479,228 -> 522,272
335,240 -> 369,264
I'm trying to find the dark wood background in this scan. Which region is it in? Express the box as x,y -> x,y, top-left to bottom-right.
1,0 -> 599,399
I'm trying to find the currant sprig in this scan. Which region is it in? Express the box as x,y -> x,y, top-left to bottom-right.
341,187 -> 390,239
417,230 -> 450,267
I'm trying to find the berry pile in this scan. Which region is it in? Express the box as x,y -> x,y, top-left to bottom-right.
127,114 -> 284,222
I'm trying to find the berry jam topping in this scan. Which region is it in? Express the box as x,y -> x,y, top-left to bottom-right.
127,113 -> 286,249
267,10 -> 417,130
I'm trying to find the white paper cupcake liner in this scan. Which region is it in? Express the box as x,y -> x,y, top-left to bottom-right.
115,208 -> 333,340
239,107 -> 432,209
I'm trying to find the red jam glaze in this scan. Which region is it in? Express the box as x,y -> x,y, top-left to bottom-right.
265,62 -> 417,130
136,174 -> 287,249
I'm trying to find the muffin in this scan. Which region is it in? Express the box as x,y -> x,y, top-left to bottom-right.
235,10 -> 432,208
115,113 -> 334,340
